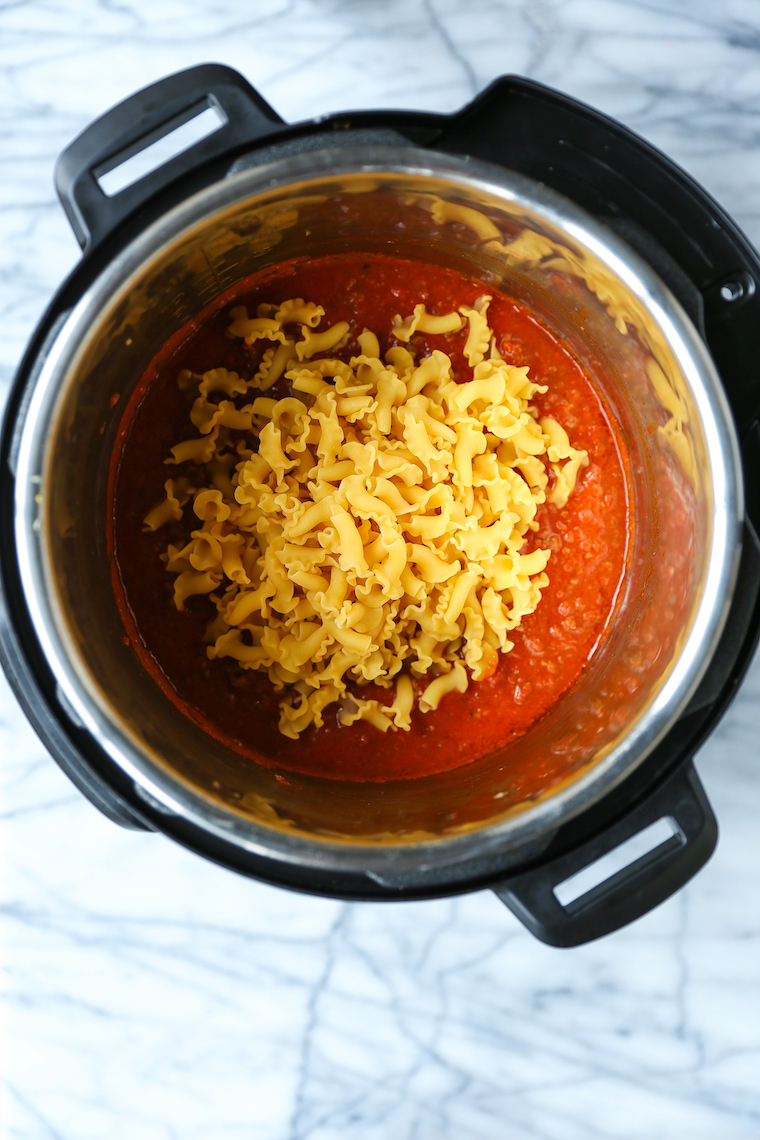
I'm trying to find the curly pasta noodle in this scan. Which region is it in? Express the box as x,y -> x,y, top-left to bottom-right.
144,294 -> 587,738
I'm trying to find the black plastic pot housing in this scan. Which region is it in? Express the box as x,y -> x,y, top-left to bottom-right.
2,65 -> 760,947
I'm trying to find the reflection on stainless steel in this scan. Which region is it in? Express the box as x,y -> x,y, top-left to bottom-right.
12,147 -> 742,875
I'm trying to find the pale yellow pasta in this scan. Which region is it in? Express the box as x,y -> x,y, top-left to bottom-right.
165,427 -> 220,466
418,661 -> 469,713
540,416 -> 589,507
391,304 -> 463,343
411,197 -> 503,242
142,477 -> 195,532
459,295 -> 493,366
227,309 -> 290,346
275,299 -> 324,327
296,322 -> 351,360
147,294 -> 588,738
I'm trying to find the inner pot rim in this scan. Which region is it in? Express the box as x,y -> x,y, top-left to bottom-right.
13,146 -> 743,874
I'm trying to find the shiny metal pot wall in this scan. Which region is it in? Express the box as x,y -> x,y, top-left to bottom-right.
12,147 -> 742,881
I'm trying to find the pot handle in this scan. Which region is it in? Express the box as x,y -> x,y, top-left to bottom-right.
491,760 -> 716,947
55,63 -> 286,252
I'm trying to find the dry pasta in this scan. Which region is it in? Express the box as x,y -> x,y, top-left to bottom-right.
145,294 -> 587,738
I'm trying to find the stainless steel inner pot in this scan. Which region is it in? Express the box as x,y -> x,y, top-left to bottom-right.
12,147 -> 742,876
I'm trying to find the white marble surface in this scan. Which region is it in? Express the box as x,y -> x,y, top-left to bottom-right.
2,2 -> 760,1137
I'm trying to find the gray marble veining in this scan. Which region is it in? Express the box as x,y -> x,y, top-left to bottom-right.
2,2 -> 760,1137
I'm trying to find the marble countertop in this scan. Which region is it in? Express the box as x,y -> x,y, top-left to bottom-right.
2,2 -> 760,1137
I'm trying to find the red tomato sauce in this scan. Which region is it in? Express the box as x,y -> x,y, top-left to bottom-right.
108,253 -> 630,782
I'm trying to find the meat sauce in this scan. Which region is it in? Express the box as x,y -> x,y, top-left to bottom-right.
109,254 -> 630,782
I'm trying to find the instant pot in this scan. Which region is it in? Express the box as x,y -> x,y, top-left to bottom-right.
2,65 -> 759,947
